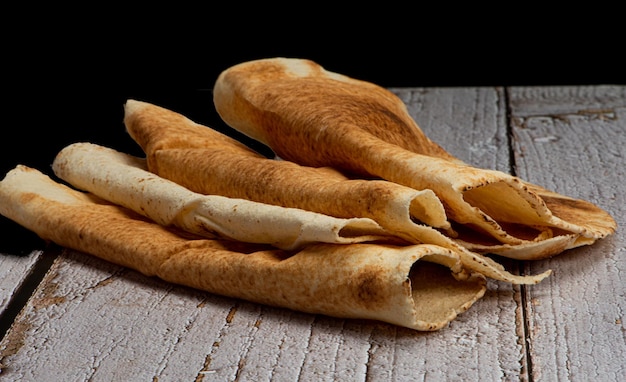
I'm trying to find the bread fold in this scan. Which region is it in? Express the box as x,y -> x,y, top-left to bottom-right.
52,142 -> 392,250
0,165 -> 486,331
124,99 -> 551,284
212,57 -> 616,258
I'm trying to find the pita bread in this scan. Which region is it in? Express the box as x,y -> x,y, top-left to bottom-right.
52,142 -> 393,250
124,99 -> 550,284
0,165 -> 486,331
212,57 -> 616,258
123,100 -> 448,226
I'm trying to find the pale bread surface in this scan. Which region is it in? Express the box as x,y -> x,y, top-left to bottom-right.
52,142 -> 393,250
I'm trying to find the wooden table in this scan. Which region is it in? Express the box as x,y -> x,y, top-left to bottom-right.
1,85 -> 624,381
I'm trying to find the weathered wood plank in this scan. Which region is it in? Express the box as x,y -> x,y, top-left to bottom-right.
0,250 -> 44,317
509,85 -> 626,381
0,87 -> 532,381
0,249 -> 526,381
393,87 -> 528,381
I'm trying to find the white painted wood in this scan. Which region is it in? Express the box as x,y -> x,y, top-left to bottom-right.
509,85 -> 626,381
4,86 -> 621,381
0,250 -> 43,316
0,249 -> 524,382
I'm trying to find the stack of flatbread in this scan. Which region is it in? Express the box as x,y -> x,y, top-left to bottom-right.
0,58 -> 616,331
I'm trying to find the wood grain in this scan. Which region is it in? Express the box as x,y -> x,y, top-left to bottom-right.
0,250 -> 44,318
509,85 -> 625,381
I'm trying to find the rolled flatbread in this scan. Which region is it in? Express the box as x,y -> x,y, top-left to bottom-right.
52,142 -> 393,250
124,99 -> 551,284
212,57 -> 616,256
123,99 -> 449,231
0,165 -> 487,331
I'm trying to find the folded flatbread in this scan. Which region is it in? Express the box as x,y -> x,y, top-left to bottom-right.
0,165 -> 487,331
212,57 -> 616,257
124,99 -> 550,284
52,142 -> 393,250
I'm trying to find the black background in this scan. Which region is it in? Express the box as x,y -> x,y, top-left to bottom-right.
5,37 -> 623,175
2,12 -> 624,252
